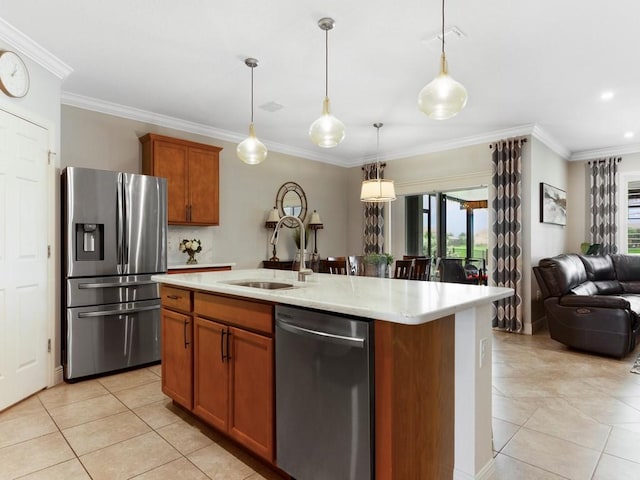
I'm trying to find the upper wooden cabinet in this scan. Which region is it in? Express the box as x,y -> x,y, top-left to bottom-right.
140,133 -> 222,225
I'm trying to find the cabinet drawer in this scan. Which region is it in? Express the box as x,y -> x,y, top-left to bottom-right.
161,286 -> 192,312
194,292 -> 273,335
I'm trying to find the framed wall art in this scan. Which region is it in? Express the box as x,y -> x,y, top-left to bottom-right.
540,182 -> 567,226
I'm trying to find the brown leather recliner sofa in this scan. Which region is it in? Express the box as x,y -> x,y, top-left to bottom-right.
533,254 -> 640,358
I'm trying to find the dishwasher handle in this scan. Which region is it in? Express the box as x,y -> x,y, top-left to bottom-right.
277,319 -> 366,348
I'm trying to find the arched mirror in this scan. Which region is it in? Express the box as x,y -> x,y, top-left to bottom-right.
276,181 -> 307,228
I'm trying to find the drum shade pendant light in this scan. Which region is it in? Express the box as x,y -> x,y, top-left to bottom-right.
237,58 -> 268,164
309,17 -> 345,148
418,0 -> 468,120
360,123 -> 396,202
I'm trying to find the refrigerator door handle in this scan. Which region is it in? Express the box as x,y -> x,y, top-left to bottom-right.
122,173 -> 129,271
116,173 -> 124,273
78,280 -> 157,289
124,315 -> 129,356
78,304 -> 160,318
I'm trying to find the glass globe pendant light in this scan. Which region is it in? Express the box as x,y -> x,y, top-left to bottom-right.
360,123 -> 396,202
418,0 -> 468,120
309,17 -> 345,148
237,58 -> 268,165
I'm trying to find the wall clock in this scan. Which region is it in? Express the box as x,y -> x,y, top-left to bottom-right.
0,50 -> 30,98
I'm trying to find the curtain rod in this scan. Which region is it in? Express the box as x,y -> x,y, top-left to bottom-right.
489,137 -> 528,149
587,157 -> 622,165
361,162 -> 387,170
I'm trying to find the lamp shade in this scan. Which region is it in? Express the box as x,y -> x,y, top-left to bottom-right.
237,123 -> 268,165
308,210 -> 323,228
418,54 -> 468,120
360,179 -> 397,202
265,206 -> 280,224
309,97 -> 345,148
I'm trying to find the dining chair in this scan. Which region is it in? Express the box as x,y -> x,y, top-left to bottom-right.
324,259 -> 348,275
410,258 -> 430,281
440,258 -> 475,284
393,259 -> 413,279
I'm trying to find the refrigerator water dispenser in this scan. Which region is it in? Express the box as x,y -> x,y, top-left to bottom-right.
76,223 -> 104,260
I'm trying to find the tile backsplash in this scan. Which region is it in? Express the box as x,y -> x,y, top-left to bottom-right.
167,226 -> 216,266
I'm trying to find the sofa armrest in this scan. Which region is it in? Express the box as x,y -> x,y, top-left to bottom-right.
558,295 -> 630,310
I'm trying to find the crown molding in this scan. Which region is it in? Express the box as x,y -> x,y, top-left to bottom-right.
0,18 -> 73,79
342,124 -> 540,167
531,125 -> 571,159
61,92 -> 346,167
65,91 -> 639,167
569,143 -> 640,162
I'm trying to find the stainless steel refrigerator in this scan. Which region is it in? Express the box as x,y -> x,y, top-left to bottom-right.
62,167 -> 167,381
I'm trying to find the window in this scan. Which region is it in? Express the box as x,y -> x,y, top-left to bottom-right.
405,187 -> 488,262
627,181 -> 640,253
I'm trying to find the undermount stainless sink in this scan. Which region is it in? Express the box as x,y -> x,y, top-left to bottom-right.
224,280 -> 295,290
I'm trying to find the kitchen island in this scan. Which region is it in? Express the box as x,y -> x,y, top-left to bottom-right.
152,268 -> 513,480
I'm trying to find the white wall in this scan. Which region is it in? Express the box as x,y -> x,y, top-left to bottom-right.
60,106 -> 350,268
528,138 -> 568,330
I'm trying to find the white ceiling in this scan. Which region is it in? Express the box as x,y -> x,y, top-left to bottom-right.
1,0 -> 639,166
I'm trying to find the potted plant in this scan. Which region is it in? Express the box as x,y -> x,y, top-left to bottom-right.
364,252 -> 393,278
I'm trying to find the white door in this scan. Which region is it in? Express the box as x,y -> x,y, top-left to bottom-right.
0,109 -> 50,411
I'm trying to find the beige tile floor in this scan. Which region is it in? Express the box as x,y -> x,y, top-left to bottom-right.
1,331 -> 640,479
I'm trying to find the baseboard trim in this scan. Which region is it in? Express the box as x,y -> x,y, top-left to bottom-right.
454,458 -> 496,480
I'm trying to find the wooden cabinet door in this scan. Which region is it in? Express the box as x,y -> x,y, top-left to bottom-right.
193,317 -> 229,432
228,327 -> 274,461
188,147 -> 219,225
154,140 -> 188,223
161,308 -> 193,409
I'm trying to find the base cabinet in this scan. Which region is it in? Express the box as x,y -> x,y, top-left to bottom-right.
193,318 -> 228,431
228,326 -> 274,460
162,288 -> 275,464
161,307 -> 193,410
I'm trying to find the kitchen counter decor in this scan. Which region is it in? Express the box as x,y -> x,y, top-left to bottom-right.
179,238 -> 202,264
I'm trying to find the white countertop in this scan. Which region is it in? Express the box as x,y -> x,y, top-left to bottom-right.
152,268 -> 513,325
168,262 -> 236,270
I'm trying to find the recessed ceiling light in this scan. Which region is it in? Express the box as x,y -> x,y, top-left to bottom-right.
624,131 -> 634,139
259,101 -> 284,112
600,91 -> 614,101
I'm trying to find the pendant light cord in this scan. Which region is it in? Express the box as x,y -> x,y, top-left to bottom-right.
250,65 -> 255,123
376,124 -> 381,180
325,28 -> 329,97
441,0 -> 445,55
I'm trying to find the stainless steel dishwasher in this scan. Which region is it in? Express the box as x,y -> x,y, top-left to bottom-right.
275,305 -> 373,480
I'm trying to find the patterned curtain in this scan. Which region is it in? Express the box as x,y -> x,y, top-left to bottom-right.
589,157 -> 621,254
491,139 -> 523,332
363,163 -> 385,254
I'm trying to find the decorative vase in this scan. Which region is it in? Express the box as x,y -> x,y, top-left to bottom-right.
186,253 -> 198,265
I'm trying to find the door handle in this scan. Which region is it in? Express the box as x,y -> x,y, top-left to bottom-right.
276,320 -> 366,348
226,329 -> 232,360
220,328 -> 226,362
183,318 -> 190,349
78,304 -> 160,318
166,294 -> 180,300
78,280 -> 157,289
